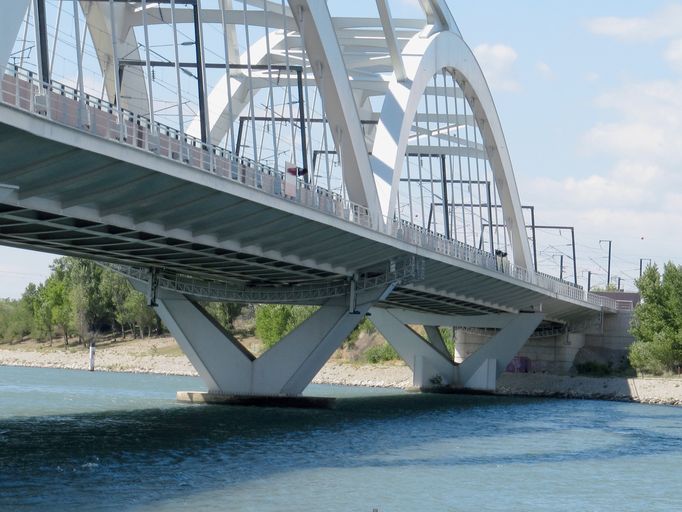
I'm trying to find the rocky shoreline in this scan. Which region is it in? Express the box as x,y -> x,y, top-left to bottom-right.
2,337 -> 682,406
496,373 -> 682,406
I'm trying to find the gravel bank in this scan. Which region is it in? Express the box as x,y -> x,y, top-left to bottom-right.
3,338 -> 682,406
497,373 -> 682,406
0,337 -> 413,389
0,338 -> 197,376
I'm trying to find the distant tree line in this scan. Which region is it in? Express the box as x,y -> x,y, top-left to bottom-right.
630,262 -> 682,374
0,257 -> 401,364
0,257 -> 161,345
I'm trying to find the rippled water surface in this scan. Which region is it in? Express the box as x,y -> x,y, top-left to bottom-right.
1,366 -> 682,511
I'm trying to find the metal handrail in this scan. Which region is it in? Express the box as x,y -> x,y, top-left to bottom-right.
0,66 -> 618,312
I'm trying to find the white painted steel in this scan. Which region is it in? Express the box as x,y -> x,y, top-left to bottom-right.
386,309 -> 518,329
0,69 -> 618,315
0,1 -> 622,398
288,0 -> 382,217
135,278 -> 393,396
83,2 -> 150,115
0,1 -> 30,73
424,325 -> 450,359
370,29 -> 533,268
457,312 -> 544,389
375,0 -> 406,82
148,285 -> 255,395
369,307 -> 457,387
419,0 -> 460,36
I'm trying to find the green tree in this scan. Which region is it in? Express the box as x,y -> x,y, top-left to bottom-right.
99,269 -> 133,339
203,302 -> 243,331
33,283 -> 54,343
629,263 -> 682,374
255,304 -> 317,349
44,275 -> 72,346
17,283 -> 39,340
64,258 -> 108,344
122,291 -> 157,338
0,293 -> 34,343
0,300 -> 21,342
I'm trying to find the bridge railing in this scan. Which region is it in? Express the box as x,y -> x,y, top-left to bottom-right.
0,67 -> 618,312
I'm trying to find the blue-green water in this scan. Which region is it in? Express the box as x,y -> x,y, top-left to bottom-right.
1,366 -> 682,511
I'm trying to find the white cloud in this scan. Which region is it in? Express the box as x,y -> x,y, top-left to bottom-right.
583,80 -> 682,167
520,160 -> 681,286
586,5 -> 682,76
585,4 -> 682,42
473,43 -> 521,92
525,161 -> 661,212
536,61 -> 555,80
583,122 -> 666,158
664,38 -> 682,72
522,76 -> 682,278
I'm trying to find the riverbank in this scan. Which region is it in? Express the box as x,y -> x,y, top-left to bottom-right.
0,336 -> 413,388
2,336 -> 682,405
496,373 -> 682,406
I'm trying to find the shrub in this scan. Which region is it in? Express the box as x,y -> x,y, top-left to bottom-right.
363,342 -> 399,363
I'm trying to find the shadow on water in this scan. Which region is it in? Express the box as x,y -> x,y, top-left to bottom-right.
1,391 -> 682,510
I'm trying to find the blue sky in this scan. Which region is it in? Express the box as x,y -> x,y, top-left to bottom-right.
448,1 -> 682,289
2,0 -> 681,297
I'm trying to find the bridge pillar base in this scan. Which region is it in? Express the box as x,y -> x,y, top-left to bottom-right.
456,313 -> 545,391
369,308 -> 544,392
369,307 -> 458,389
130,279 -> 393,397
176,391 -> 335,409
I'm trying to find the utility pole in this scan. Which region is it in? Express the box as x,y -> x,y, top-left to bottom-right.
617,276 -> 622,291
33,0 -> 50,85
599,239 -> 612,288
639,258 -> 652,277
587,271 -> 592,292
559,254 -> 564,281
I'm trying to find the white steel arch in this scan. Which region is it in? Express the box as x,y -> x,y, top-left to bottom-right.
287,0 -> 382,216
84,2 -> 151,116
370,28 -> 533,269
0,0 -> 29,71
0,0 -> 621,399
4,0 -> 529,265
185,31 -> 287,145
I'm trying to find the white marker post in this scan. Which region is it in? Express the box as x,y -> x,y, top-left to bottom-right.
89,339 -> 96,371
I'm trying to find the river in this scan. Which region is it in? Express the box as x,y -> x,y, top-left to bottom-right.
1,365 -> 681,511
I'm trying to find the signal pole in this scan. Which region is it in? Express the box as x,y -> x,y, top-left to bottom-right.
599,239 -> 612,287
639,258 -> 652,277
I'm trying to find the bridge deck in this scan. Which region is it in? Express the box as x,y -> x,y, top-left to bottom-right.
0,70 -> 616,325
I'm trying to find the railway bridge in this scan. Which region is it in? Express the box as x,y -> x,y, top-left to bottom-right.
0,0 -> 616,397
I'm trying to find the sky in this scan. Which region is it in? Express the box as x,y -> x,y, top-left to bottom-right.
447,0 -> 682,292
1,0 -> 681,298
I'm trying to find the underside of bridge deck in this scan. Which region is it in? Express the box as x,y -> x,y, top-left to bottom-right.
0,112 -> 600,325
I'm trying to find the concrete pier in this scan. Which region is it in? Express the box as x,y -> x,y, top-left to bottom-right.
177,391 -> 336,409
